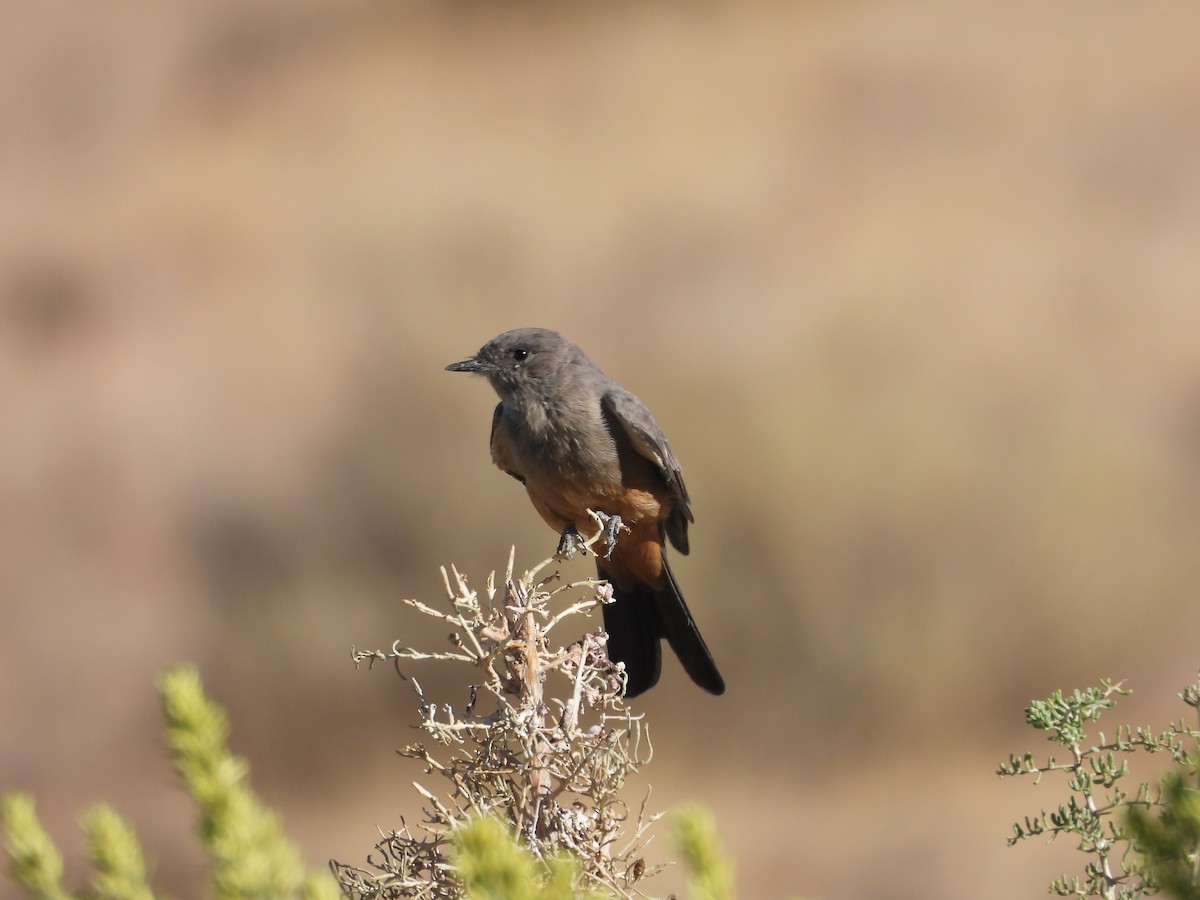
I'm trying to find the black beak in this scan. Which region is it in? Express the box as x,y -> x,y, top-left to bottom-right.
446,356 -> 486,374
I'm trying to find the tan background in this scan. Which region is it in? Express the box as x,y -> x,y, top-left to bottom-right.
4,1 -> 1200,897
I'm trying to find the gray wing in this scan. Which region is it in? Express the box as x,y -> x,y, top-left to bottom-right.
601,388 -> 693,554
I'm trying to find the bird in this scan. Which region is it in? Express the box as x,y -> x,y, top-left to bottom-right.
446,327 -> 724,697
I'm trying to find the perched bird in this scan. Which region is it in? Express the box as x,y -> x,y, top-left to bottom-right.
446,327 -> 724,697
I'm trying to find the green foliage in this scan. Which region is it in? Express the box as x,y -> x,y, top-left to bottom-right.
1000,675 -> 1200,899
675,805 -> 734,900
158,665 -> 338,900
2,793 -> 71,900
449,810 -> 736,900
3,666 -> 338,900
452,816 -> 599,900
1126,770 -> 1200,900
81,805 -> 153,900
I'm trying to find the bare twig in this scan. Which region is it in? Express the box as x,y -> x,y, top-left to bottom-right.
333,540 -> 659,899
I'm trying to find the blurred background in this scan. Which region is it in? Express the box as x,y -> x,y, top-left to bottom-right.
4,1 -> 1200,897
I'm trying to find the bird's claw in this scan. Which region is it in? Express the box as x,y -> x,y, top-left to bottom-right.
562,512 -> 625,560
598,512 -> 624,560
556,524 -> 583,559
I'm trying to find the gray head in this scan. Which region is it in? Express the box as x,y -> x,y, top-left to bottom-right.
446,328 -> 584,402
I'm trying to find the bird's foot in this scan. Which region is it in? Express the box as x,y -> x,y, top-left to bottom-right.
594,512 -> 625,560
556,524 -> 583,559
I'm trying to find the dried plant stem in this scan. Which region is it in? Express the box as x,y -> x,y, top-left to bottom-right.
334,534 -> 663,899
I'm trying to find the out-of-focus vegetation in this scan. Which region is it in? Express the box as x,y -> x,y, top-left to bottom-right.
3,1 -> 1200,897
3,668 -> 338,900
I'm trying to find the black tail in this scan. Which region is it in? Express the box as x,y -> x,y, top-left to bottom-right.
597,556 -> 725,698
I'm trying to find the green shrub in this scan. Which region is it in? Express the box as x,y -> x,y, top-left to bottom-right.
3,666 -> 338,900
999,675 -> 1200,899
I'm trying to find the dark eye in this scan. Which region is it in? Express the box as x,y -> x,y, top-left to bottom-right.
512,348 -> 529,362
